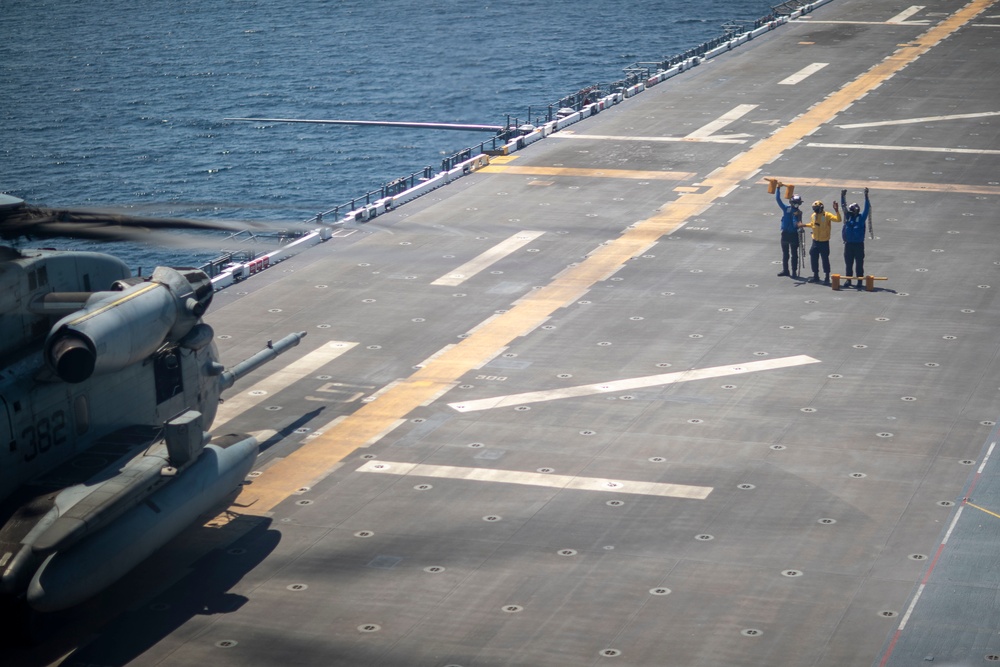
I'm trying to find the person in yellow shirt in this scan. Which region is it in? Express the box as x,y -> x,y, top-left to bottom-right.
798,199 -> 841,284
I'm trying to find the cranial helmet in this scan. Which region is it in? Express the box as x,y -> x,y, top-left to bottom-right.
848,203 -> 860,214
813,200 -> 824,208
789,195 -> 803,205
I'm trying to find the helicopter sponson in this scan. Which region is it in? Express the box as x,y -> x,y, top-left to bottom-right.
24,426 -> 259,612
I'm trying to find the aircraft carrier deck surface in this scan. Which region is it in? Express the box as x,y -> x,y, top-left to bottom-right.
15,0 -> 1000,665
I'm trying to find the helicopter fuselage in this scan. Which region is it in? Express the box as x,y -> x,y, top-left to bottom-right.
0,247 -> 303,613
0,250 -> 220,505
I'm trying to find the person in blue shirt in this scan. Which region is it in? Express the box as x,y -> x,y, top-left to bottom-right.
775,189 -> 803,277
841,188 -> 871,288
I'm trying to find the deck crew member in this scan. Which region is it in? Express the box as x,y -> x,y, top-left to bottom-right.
775,188 -> 803,278
800,199 -> 841,284
841,188 -> 871,288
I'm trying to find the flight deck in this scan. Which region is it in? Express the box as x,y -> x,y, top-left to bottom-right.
12,0 -> 1000,665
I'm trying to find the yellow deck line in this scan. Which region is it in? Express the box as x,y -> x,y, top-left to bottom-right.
234,0 -> 992,517
479,165 -> 697,181
966,502 -> 1000,520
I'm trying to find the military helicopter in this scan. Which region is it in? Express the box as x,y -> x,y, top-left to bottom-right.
0,194 -> 304,616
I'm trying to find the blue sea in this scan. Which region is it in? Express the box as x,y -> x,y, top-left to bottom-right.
2,0 -> 772,270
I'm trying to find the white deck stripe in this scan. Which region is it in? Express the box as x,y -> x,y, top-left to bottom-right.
793,20 -> 929,25
778,62 -> 829,85
940,505 -> 965,546
685,104 -> 758,139
356,460 -> 713,499
897,583 -> 926,631
837,110 -> 1000,128
551,133 -> 747,144
807,142 -> 1000,155
214,341 -> 357,427
887,6 -> 927,24
448,355 -> 820,412
431,231 -> 545,286
977,441 -> 996,474
898,502 -> 966,631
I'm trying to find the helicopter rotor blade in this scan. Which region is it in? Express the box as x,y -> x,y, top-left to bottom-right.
79,200 -> 301,213
18,222 -> 197,244
19,222 -> 299,253
0,204 -> 277,243
37,208 -> 266,231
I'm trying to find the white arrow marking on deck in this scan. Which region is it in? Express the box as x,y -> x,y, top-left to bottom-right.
887,6 -> 929,24
356,460 -> 713,500
779,62 -> 829,85
431,231 -> 546,286
837,110 -> 1000,128
684,104 -> 758,140
214,340 -> 358,428
448,355 -> 820,412
807,142 -> 1000,155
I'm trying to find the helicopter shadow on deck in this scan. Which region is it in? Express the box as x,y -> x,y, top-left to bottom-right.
0,515 -> 279,667
58,516 -> 281,667
255,406 -> 330,455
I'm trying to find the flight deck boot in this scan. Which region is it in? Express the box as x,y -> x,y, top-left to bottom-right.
807,273 -> 820,283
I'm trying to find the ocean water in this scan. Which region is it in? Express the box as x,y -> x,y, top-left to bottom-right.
1,0 -> 772,270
